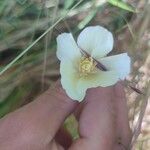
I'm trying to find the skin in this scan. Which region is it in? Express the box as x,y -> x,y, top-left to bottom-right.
0,82 -> 131,150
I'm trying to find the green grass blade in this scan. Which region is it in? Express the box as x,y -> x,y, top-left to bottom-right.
108,0 -> 136,13
0,0 -> 84,76
78,8 -> 98,30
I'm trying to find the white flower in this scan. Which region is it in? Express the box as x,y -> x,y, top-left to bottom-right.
56,26 -> 131,101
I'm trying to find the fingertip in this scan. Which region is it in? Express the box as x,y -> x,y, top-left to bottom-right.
85,86 -> 114,102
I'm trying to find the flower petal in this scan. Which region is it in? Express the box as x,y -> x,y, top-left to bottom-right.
56,33 -> 81,61
99,53 -> 131,80
77,26 -> 114,59
76,70 -> 119,101
60,60 -> 85,101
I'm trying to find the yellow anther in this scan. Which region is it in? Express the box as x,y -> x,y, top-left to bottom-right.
79,57 -> 97,76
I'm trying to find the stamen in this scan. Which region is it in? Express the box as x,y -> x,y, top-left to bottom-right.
78,47 -> 107,71
79,57 -> 97,76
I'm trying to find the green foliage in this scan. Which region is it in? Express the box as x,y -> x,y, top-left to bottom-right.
64,115 -> 79,139
0,83 -> 33,118
0,0 -> 83,76
108,0 -> 136,12
64,0 -> 75,9
78,8 -> 98,30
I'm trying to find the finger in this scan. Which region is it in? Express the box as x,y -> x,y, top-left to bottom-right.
113,83 -> 132,149
69,86 -> 117,150
0,82 -> 78,148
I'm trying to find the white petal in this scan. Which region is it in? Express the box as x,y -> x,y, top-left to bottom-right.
77,26 -> 114,59
56,33 -> 81,61
99,53 -> 131,80
76,70 -> 119,101
60,60 -> 85,101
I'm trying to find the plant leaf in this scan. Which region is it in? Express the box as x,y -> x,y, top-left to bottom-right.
64,0 -> 75,9
108,0 -> 136,13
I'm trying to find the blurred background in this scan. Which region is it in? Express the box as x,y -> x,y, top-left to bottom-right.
0,0 -> 149,149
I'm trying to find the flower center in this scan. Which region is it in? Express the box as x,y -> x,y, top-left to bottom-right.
79,57 -> 97,76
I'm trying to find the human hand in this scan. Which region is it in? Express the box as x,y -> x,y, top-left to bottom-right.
0,82 -> 131,150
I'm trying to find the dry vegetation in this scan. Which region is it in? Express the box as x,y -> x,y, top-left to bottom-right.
0,0 -> 149,149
